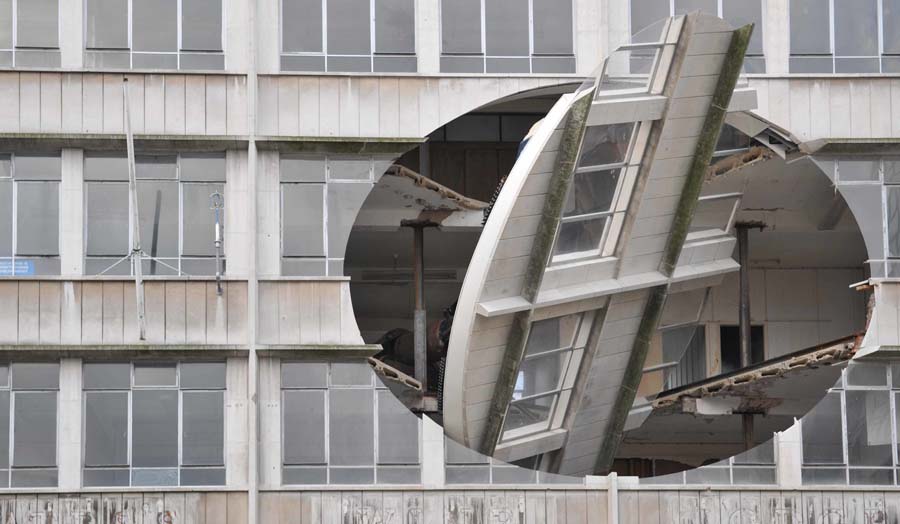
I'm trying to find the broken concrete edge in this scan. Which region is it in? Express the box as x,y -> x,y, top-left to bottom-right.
593,23 -> 754,475
478,91 -> 594,457
651,333 -> 860,409
384,164 -> 489,211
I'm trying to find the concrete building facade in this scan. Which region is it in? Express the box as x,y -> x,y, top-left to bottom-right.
1,1 -> 900,523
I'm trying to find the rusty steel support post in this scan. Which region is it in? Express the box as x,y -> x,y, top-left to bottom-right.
743,413 -> 755,451
737,225 -> 751,369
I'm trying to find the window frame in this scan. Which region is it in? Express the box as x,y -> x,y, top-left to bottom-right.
500,310 -> 595,443
0,0 -> 62,67
82,0 -> 225,71
437,0 -> 577,74
81,361 -> 227,488
280,361 -> 422,486
0,153 -> 62,276
279,0 -> 418,72
82,152 -> 226,276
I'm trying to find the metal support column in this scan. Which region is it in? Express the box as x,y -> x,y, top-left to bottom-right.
413,225 -> 427,389
736,221 -> 764,451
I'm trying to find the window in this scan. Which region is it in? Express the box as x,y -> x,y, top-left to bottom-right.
281,0 -> 416,72
0,0 -> 60,67
719,325 -> 765,374
84,0 -> 224,70
440,0 -> 575,73
630,0 -> 765,72
281,362 -> 420,485
551,123 -> 637,263
82,362 -> 226,487
661,324 -> 706,390
790,0 -> 894,73
800,362 -> 900,485
444,436 -> 580,485
280,154 -> 391,276
83,153 -> 225,276
0,363 -> 60,488
0,154 -> 61,276
501,311 -> 594,442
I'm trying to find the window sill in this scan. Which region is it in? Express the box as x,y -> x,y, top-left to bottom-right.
493,428 -> 568,463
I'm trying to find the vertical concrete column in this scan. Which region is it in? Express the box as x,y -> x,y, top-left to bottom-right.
257,357 -> 282,488
226,357 -> 250,487
60,149 -> 84,277
575,0 -> 607,76
256,151 -> 282,277
776,422 -> 802,488
225,150 -> 250,277
225,0 -> 252,72
254,0 -> 280,73
58,0 -> 83,68
58,358 -> 82,491
421,416 -> 445,488
416,0 -> 441,73
764,0 -> 790,73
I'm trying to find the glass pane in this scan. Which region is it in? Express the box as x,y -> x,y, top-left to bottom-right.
282,466 -> 327,484
790,0 -> 830,55
85,0 -> 128,49
886,0 -> 900,54
684,467 -> 730,484
132,390 -> 178,467
15,182 -> 59,256
733,439 -> 775,464
732,467 -> 777,484
281,155 -> 326,183
526,315 -> 580,356
135,156 -> 177,179
182,183 -> 224,257
181,0 -> 223,51
137,180 -> 178,259
330,467 -> 374,484
485,0 -> 529,56
513,352 -> 569,399
446,465 -> 490,483
564,168 -> 621,217
327,0 -> 370,54
533,0 -> 573,54
282,184 -> 325,257
888,188 -> 900,257
492,466 -> 537,484
83,468 -> 129,487
86,183 -> 128,256
17,0 -> 58,48
0,180 -> 10,257
83,391 -> 128,466
132,468 -> 177,486
554,217 -> 608,256
180,362 -> 226,389
11,363 -> 59,390
374,0 -> 415,54
328,157 -> 370,181
847,391 -> 892,467
183,391 -> 224,466
441,0 -> 481,54
834,0 -> 877,56
13,391 -> 56,467
802,467 -> 846,485
838,160 -> 880,182
180,154 -> 226,182
847,362 -> 886,386
11,469 -> 56,488
14,155 -> 61,180
674,0 -> 716,15
377,391 -> 419,464
377,466 -> 420,484
283,390 -> 326,465
849,468 -> 893,485
0,0 -> 10,49
330,363 -> 372,386
133,364 -> 177,386
282,0 -> 323,53
329,389 -> 374,466
85,155 -> 127,181
180,467 -> 225,486
503,395 -> 555,433
281,362 -> 328,389
578,124 -> 633,168
133,0 -> 177,52
631,0 -> 669,41
723,0 -> 763,55
0,392 -> 9,469
445,437 -> 489,464
802,392 -> 844,464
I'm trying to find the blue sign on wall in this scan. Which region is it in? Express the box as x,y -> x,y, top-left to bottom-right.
0,259 -> 35,276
